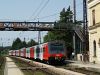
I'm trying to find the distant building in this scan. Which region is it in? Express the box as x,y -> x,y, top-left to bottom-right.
88,0 -> 100,63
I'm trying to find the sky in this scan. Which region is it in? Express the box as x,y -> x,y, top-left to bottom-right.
0,0 -> 83,46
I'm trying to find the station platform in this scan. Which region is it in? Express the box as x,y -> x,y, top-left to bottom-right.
66,60 -> 100,73
4,57 -> 24,75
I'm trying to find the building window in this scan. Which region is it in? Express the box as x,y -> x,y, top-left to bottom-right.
93,40 -> 96,57
98,39 -> 100,48
92,9 -> 95,25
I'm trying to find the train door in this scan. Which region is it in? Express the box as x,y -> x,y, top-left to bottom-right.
30,47 -> 34,59
26,48 -> 30,58
11,51 -> 12,55
19,50 -> 21,56
23,48 -> 26,58
43,43 -> 49,60
16,51 -> 18,56
16,50 -> 17,56
14,51 -> 15,56
13,51 -> 15,56
36,45 -> 40,59
15,50 -> 17,56
34,46 -> 36,59
17,50 -> 19,56
17,50 -> 18,56
14,51 -> 16,56
40,44 -> 43,60
21,49 -> 23,57
9,51 -> 11,56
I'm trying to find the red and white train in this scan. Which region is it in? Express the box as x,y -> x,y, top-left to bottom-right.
9,41 -> 66,63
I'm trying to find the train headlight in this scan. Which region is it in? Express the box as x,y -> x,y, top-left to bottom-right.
55,56 -> 61,59
55,57 -> 58,59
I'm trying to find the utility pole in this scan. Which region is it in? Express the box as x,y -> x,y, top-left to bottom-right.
73,0 -> 76,60
38,20 -> 41,44
83,0 -> 88,52
73,0 -> 76,23
24,37 -> 26,42
83,0 -> 89,61
2,42 -> 3,47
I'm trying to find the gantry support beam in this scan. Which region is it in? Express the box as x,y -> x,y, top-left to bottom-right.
0,22 -> 55,31
0,21 -> 80,31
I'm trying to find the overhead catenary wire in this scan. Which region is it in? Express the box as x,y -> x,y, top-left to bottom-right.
27,0 -> 44,21
30,12 -> 60,21
32,0 -> 50,21
0,12 -> 59,22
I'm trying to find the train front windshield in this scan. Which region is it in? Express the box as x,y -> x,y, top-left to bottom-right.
49,43 -> 64,54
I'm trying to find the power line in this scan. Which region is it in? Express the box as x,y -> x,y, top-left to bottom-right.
28,0 -> 44,21
32,0 -> 50,21
30,12 -> 60,21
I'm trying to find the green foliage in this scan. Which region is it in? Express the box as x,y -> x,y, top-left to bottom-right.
11,38 -> 22,50
11,38 -> 38,50
44,6 -> 74,48
0,46 -> 11,56
27,39 -> 38,47
22,41 -> 27,48
59,6 -> 73,23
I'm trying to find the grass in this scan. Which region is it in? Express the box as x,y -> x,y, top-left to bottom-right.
34,71 -> 46,75
0,56 -> 5,75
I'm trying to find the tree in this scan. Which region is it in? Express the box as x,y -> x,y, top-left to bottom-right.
59,7 -> 73,23
44,6 -> 74,47
21,41 -> 27,48
27,39 -> 38,47
11,38 -> 22,50
43,6 -> 75,59
11,38 -> 38,50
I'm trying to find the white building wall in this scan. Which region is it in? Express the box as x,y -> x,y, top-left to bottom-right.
88,0 -> 100,64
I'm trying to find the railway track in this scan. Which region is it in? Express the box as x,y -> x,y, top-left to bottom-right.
56,63 -> 100,75
8,56 -> 100,75
10,56 -> 85,75
11,57 -> 57,75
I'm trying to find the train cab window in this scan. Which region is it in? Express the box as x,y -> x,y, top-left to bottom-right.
50,43 -> 64,54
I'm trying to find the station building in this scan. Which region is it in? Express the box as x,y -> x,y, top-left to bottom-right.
88,0 -> 100,63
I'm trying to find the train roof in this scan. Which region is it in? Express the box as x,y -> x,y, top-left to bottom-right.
9,40 -> 65,51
